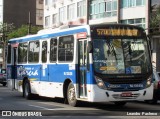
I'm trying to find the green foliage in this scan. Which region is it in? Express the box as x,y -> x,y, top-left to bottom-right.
0,22 -> 14,42
150,5 -> 160,35
7,25 -> 42,40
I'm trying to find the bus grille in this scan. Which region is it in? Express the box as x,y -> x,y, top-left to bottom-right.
112,93 -> 140,99
106,78 -> 144,84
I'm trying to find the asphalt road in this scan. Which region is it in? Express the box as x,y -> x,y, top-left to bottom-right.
0,84 -> 160,119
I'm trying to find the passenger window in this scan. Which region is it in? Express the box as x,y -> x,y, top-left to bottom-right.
7,45 -> 11,64
50,38 -> 57,62
18,42 -> 28,63
58,35 -> 74,62
28,41 -> 40,63
42,41 -> 47,63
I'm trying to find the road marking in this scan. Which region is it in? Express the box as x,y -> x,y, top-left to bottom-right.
29,104 -> 56,110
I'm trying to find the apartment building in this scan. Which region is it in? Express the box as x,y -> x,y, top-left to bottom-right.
36,0 -> 44,26
43,0 -> 160,71
44,0 -> 149,32
44,0 -> 87,28
0,0 -> 44,28
0,0 -> 44,68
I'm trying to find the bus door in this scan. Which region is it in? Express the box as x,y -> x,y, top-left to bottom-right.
78,39 -> 87,98
40,40 -> 49,81
12,47 -> 17,90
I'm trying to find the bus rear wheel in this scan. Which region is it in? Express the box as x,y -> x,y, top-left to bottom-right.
23,81 -> 32,99
67,82 -> 78,107
2,83 -> 7,86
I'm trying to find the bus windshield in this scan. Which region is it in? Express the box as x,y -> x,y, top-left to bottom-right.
93,38 -> 151,74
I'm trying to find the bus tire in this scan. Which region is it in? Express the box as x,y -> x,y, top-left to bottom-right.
145,99 -> 157,104
67,82 -> 78,107
3,83 -> 7,86
24,81 -> 32,100
114,101 -> 126,106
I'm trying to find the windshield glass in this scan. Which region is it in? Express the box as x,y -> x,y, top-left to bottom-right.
93,38 -> 151,74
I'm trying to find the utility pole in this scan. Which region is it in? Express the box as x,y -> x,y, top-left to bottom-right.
28,12 -> 31,35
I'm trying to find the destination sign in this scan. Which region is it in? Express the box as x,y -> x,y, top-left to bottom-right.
96,28 -> 139,36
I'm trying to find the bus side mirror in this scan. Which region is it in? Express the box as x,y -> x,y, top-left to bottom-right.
88,41 -> 92,53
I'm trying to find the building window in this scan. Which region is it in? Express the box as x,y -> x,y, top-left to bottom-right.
45,0 -> 49,6
52,0 -> 57,3
18,42 -> 28,63
68,4 -> 75,20
121,0 -> 145,8
36,9 -> 43,17
106,1 -> 112,17
52,14 -> 57,24
45,16 -> 50,27
77,0 -> 86,18
39,0 -> 43,4
136,0 -> 145,6
28,41 -> 40,63
59,7 -> 66,23
112,0 -> 117,16
121,18 -> 145,28
90,0 -> 117,20
58,36 -> 74,62
50,38 -> 57,62
41,41 -> 47,63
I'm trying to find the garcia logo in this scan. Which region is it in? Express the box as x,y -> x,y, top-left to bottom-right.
26,70 -> 38,76
17,66 -> 39,76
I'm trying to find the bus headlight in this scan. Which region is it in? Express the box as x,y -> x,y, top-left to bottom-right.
146,77 -> 152,88
95,76 -> 105,89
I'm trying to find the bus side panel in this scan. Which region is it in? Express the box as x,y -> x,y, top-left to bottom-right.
48,64 -> 76,97
86,64 -> 96,101
16,64 -> 41,93
7,65 -> 13,89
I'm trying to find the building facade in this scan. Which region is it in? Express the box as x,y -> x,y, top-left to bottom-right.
0,0 -> 44,29
44,0 -> 150,33
36,0 -> 44,26
43,0 -> 159,71
0,0 -> 44,68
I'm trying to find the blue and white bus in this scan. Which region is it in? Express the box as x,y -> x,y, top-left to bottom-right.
7,24 -> 153,106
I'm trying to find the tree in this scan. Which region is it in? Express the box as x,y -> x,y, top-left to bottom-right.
0,24 -> 42,68
0,23 -> 14,68
150,5 -> 160,35
7,25 -> 42,39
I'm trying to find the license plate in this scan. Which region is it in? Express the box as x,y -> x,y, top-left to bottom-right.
121,92 -> 132,97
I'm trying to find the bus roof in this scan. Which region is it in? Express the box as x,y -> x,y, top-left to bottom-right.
8,24 -> 145,44
8,25 -> 89,44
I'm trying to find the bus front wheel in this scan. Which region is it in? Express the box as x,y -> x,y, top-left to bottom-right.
114,101 -> 126,106
67,82 -> 78,107
23,81 -> 32,99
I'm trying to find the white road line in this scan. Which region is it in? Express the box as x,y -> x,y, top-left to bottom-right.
29,104 -> 56,110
